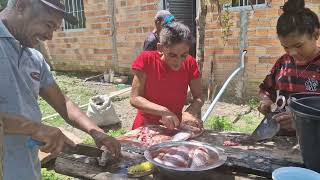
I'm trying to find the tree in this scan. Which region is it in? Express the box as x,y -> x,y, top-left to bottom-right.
196,0 -> 231,101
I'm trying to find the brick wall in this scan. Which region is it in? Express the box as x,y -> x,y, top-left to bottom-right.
46,0 -> 161,73
202,0 -> 320,97
46,0 -> 320,98
116,0 -> 161,73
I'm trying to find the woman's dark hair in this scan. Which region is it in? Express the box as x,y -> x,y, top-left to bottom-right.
277,0 -> 320,37
159,21 -> 194,47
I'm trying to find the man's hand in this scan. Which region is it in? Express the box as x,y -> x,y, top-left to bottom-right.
273,112 -> 295,131
160,112 -> 180,130
258,99 -> 273,114
31,125 -> 76,155
180,112 -> 203,133
90,129 -> 121,159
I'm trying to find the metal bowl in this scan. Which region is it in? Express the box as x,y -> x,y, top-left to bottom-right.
144,141 -> 227,178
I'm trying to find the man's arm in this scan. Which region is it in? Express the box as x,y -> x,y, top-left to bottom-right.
40,83 -> 101,134
39,83 -> 120,157
0,113 -> 39,135
0,113 -> 75,155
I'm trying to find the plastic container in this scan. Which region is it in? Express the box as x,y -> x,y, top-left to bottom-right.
272,167 -> 320,180
289,97 -> 320,172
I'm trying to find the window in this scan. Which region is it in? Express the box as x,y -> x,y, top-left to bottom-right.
226,0 -> 266,9
64,0 -> 86,30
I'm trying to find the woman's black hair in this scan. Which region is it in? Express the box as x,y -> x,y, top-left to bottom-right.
277,0 -> 320,37
159,21 -> 194,47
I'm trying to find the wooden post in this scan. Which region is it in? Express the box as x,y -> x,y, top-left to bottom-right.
0,117 -> 3,180
195,0 -> 207,78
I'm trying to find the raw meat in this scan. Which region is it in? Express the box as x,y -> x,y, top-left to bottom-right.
136,126 -> 174,146
223,140 -> 240,146
152,145 -> 213,169
190,147 -> 210,168
117,125 -> 204,147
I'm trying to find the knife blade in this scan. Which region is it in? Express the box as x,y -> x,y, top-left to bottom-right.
27,138 -> 103,157
249,112 -> 280,142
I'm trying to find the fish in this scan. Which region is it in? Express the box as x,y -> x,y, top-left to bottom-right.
190,147 -> 210,168
152,145 -> 211,169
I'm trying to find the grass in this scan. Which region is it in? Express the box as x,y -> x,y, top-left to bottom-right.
205,113 -> 262,134
39,71 -> 98,127
83,129 -> 128,146
43,116 -> 65,127
247,98 -> 260,109
41,168 -> 73,180
204,116 -> 234,131
107,129 -> 127,137
233,114 -> 261,133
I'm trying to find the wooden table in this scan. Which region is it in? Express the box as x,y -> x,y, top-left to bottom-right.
51,130 -> 303,180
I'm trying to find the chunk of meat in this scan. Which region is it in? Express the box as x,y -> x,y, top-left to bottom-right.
190,147 -> 210,168
120,125 -> 204,148
223,140 -> 240,146
152,145 -> 216,169
153,146 -> 193,168
136,126 -> 189,146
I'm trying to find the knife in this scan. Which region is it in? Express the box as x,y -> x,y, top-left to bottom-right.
27,138 -> 104,157
248,112 -> 280,142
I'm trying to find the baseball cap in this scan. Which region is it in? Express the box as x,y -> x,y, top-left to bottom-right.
40,0 -> 78,25
154,10 -> 173,21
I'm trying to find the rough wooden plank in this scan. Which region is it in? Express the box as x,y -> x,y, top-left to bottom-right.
154,166 -> 270,180
0,117 -> 3,180
54,152 -> 149,180
53,131 -> 302,179
195,131 -> 303,176
55,153 -> 105,179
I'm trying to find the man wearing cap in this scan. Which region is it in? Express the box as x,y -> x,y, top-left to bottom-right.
143,10 -> 175,51
0,0 -> 120,179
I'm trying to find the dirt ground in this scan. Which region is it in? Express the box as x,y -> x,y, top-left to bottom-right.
53,71 -> 253,129
57,79 -> 258,141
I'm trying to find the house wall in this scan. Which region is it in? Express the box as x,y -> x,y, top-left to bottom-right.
47,0 -> 162,73
46,0 -> 320,97
202,0 -> 320,97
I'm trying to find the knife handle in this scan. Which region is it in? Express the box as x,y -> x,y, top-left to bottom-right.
27,138 -> 45,149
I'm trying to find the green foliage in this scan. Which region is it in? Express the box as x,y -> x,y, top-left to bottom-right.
233,114 -> 261,133
41,168 -> 73,180
83,136 -> 95,145
0,0 -> 7,11
204,116 -> 234,131
205,0 -> 233,45
83,129 -> 127,146
247,98 -> 260,109
107,129 -> 127,137
205,113 -> 262,134
43,116 -> 65,127
220,8 -> 233,45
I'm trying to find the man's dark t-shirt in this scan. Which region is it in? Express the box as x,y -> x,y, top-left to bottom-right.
143,32 -> 159,51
